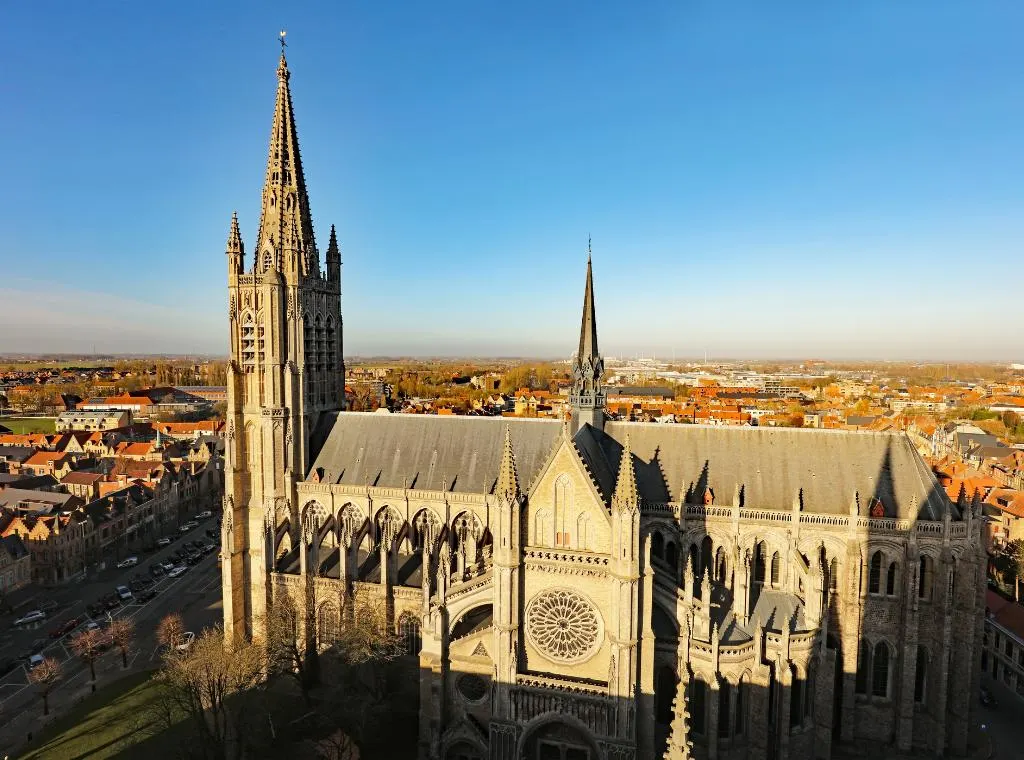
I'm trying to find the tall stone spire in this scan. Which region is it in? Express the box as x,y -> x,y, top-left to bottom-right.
612,435 -> 640,512
226,211 -> 244,275
254,48 -> 319,279
569,249 -> 606,432
496,426 -> 520,502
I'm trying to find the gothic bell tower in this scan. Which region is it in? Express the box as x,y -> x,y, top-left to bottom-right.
222,45 -> 345,644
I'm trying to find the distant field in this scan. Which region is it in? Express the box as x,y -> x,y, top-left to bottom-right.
0,417 -> 57,434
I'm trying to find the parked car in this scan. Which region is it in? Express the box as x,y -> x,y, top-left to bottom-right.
186,553 -> 202,566
137,589 -> 158,603
86,602 -> 105,617
176,631 -> 196,651
49,617 -> 81,639
160,562 -> 175,572
14,610 -> 46,627
116,556 -> 139,569
82,621 -> 101,634
103,594 -> 121,610
196,510 -> 213,520
149,564 -> 165,577
202,543 -> 217,554
167,565 -> 188,578
156,537 -> 172,548
115,585 -> 133,601
27,654 -> 44,670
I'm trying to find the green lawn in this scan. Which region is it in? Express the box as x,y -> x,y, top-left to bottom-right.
0,417 -> 56,434
18,670 -> 183,760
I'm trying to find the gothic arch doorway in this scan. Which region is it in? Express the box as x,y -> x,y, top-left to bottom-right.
521,720 -> 597,760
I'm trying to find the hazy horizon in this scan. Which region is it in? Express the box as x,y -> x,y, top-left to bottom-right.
3,3 -> 1023,361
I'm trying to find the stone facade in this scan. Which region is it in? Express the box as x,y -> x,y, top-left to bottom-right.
223,50 -> 985,760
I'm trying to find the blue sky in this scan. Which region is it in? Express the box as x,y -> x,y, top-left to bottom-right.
3,2 -> 1023,360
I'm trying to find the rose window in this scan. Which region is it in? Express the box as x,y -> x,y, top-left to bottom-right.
526,589 -> 602,663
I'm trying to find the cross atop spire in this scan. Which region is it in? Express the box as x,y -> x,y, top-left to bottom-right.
255,39 -> 319,280
569,253 -> 605,431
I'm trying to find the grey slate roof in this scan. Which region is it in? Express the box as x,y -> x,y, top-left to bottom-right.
600,422 -> 950,520
310,413 -> 561,494
307,413 -> 951,521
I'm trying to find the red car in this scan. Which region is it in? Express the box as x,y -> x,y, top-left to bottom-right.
48,617 -> 81,639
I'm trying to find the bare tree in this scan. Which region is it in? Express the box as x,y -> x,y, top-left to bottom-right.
152,626 -> 264,760
264,586 -> 319,704
70,627 -> 105,691
27,657 -> 62,716
157,612 -> 185,651
109,618 -> 135,668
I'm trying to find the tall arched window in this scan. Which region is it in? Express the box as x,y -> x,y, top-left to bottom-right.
872,642 -> 890,698
576,513 -> 591,552
398,613 -> 421,656
886,562 -> 897,596
690,679 -> 707,736
700,536 -> 713,578
317,603 -> 339,646
534,510 -> 551,547
554,475 -> 572,548
688,545 -> 699,576
829,557 -> 839,593
651,531 -> 664,560
241,314 -> 256,372
856,640 -> 871,694
789,665 -> 803,730
919,555 -> 933,600
914,646 -> 928,703
715,546 -> 726,581
771,552 -> 781,587
735,677 -> 747,735
665,542 -> 678,574
869,551 -> 882,594
325,316 -> 336,372
718,680 -> 731,738
754,543 -> 766,584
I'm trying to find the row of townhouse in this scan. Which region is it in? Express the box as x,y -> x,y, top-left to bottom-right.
0,455 -> 222,584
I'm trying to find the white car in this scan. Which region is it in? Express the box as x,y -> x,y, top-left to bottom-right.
196,510 -> 213,520
176,631 -> 195,651
167,565 -> 188,578
115,585 -> 133,601
156,538 -> 172,547
14,610 -> 46,626
116,556 -> 138,569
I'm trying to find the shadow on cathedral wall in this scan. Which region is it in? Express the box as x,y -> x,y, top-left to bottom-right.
612,434 -> 985,760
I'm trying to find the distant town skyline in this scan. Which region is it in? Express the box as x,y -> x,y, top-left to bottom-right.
3,2 -> 1023,360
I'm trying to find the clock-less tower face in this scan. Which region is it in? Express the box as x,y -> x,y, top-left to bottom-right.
526,588 -> 603,665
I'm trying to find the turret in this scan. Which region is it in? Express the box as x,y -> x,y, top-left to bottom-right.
226,211 -> 244,276
326,224 -> 341,288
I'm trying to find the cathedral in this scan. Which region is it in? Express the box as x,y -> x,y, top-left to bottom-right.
222,49 -> 985,760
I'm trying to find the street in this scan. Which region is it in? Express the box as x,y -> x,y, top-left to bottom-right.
0,513 -> 224,756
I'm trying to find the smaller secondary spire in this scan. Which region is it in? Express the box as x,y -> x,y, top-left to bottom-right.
326,224 -> 340,258
226,211 -> 244,255
612,435 -> 640,512
496,426 -> 520,502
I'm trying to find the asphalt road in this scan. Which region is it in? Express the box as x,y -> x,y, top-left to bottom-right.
0,514 -> 225,756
